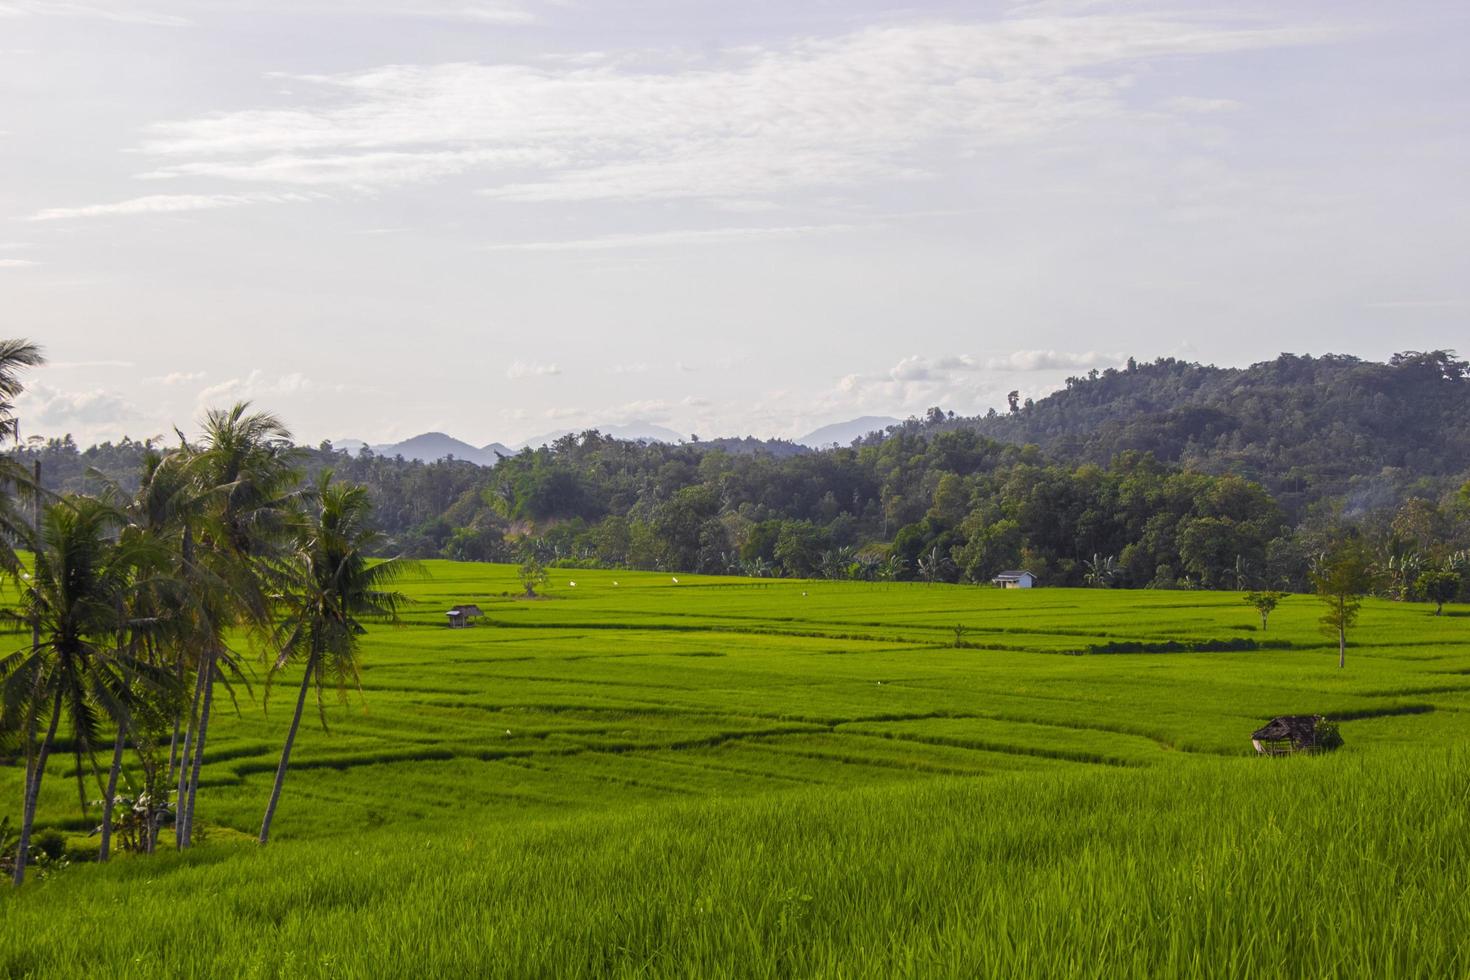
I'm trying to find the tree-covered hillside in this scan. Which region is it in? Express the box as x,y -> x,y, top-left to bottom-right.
20,351 -> 1470,594
942,350 -> 1470,517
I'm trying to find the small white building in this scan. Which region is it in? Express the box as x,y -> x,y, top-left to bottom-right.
992,570 -> 1037,589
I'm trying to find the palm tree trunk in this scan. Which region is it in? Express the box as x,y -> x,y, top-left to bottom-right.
13,691 -> 62,887
145,753 -> 162,854
1338,629 -> 1346,669
259,663 -> 312,845
181,648 -> 215,847
173,661 -> 205,848
98,725 -> 126,862
165,646 -> 186,783
166,720 -> 179,780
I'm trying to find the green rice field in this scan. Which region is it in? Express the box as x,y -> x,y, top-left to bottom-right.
3,563 -> 1469,976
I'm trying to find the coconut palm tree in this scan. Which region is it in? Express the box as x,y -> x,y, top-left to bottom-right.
0,497 -> 164,885
174,403 -> 300,848
91,451 -> 193,858
258,473 -> 412,845
0,339 -> 44,578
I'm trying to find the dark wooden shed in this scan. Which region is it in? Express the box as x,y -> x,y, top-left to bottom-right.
1251,715 -> 1341,755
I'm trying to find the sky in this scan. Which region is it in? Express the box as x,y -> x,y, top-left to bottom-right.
2,0 -> 1466,448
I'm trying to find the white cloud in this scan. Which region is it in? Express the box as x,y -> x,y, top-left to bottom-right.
123,15 -> 1332,205
1163,96 -> 1243,114
483,225 -> 859,251
49,359 -> 136,369
888,355 -> 936,382
0,1 -> 187,26
145,370 -> 207,385
0,259 -> 38,268
812,349 -> 1126,433
985,349 -> 1122,371
145,148 -> 546,192
29,191 -> 315,222
15,382 -> 141,435
1363,299 -> 1461,311
397,2 -> 535,25
0,0 -> 536,27
505,359 -> 560,379
196,369 -> 313,406
880,354 -> 985,382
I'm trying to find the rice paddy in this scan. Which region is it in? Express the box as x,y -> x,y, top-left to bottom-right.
4,563 -> 1469,976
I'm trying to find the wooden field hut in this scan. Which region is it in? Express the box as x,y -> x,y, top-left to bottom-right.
1251,715 -> 1341,755
446,604 -> 484,629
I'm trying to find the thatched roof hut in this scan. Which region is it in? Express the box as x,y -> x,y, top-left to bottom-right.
446,604 -> 484,629
1251,715 -> 1342,755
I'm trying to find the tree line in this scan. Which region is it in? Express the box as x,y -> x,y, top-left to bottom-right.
23,359 -> 1470,603
467,427 -> 1469,605
1,342 -> 411,886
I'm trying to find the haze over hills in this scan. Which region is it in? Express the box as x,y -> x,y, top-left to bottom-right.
338,418 -> 891,464
331,432 -> 513,466
795,416 -> 901,448
334,420 -> 697,465
514,420 -> 686,449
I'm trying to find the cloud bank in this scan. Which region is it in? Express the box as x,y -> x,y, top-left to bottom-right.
86,14 -> 1329,214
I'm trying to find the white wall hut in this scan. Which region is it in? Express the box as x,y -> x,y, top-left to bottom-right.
991,570 -> 1037,589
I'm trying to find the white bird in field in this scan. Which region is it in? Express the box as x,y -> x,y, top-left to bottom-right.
672,577 -> 679,583
613,581 -> 619,586
569,581 -> 576,587
802,591 -> 807,597
505,729 -> 512,736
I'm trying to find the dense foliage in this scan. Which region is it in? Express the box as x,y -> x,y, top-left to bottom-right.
18,350 -> 1470,598
0,345 -> 409,884
949,349 -> 1470,516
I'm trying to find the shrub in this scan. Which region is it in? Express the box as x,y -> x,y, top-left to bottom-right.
1313,718 -> 1344,752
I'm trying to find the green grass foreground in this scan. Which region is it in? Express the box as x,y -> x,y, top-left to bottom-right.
4,563 -> 1469,975
4,754 -> 1467,978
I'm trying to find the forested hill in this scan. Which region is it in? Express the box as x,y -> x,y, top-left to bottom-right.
17,349 -> 1470,591
904,350 -> 1470,513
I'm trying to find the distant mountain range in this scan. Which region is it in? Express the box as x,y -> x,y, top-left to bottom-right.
330,433 -> 511,466
793,416 -> 900,448
514,421 -> 687,449
335,416 -> 898,465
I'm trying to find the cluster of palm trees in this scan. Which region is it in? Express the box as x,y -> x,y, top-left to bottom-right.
0,342 -> 412,885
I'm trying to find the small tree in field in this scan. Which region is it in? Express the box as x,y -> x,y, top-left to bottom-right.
1413,569 -> 1461,615
519,556 -> 547,597
1244,591 -> 1288,631
1311,542 -> 1376,669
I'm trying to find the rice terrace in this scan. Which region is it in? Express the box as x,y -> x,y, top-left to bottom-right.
4,560 -> 1469,976
7,0 -> 1470,975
